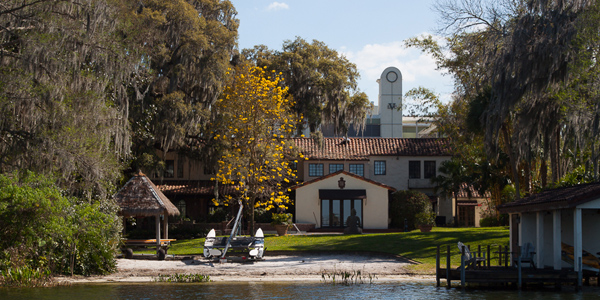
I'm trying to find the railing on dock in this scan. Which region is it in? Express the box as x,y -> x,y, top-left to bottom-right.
435,243 -> 591,290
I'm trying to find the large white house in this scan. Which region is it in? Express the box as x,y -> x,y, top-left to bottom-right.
149,66 -> 488,230
291,137 -> 451,229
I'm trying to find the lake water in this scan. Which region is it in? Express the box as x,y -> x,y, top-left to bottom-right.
2,282 -> 600,300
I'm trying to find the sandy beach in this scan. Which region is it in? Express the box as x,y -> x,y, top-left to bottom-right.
58,252 -> 435,283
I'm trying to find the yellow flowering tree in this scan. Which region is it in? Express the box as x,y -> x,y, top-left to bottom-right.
211,63 -> 302,235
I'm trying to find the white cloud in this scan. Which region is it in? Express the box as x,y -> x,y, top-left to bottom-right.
266,2 -> 289,11
340,34 -> 454,104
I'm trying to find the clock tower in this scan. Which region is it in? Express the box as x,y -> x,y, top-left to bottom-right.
379,66 -> 403,137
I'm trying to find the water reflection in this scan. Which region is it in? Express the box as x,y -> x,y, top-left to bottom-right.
2,282 -> 600,300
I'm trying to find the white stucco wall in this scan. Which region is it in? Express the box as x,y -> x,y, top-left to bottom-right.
301,156 -> 451,191
295,173 -> 390,229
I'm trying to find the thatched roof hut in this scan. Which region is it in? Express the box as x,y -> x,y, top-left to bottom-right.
114,171 -> 180,218
114,171 -> 180,250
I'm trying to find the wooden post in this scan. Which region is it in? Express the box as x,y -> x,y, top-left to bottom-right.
499,245 -> 502,266
163,214 -> 169,240
487,245 -> 491,268
436,245 -> 440,287
155,214 -> 161,251
461,245 -> 466,288
504,246 -> 509,268
446,244 -> 451,288
478,245 -> 482,267
517,256 -> 522,289
577,257 -> 583,290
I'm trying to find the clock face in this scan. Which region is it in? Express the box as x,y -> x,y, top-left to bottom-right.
386,71 -> 398,82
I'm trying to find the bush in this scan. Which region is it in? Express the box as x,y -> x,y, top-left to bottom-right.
253,208 -> 273,223
271,213 -> 293,227
389,190 -> 432,231
480,214 -> 509,227
0,172 -> 121,285
414,211 -> 436,227
207,207 -> 229,223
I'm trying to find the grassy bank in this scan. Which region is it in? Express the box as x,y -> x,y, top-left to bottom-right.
161,227 -> 509,274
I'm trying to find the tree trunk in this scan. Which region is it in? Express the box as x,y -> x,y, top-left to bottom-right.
550,128 -> 560,183
249,198 -> 255,237
502,125 -> 520,200
454,192 -> 459,226
523,160 -> 530,195
593,141 -> 599,181
540,159 -> 548,188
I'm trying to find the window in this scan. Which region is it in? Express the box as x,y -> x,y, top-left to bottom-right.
409,161 -> 421,179
329,164 -> 344,174
309,163 -> 324,177
403,126 -> 417,138
177,157 -> 184,178
374,161 -> 386,175
203,167 -> 215,175
164,160 -> 174,178
349,164 -> 364,177
177,200 -> 186,219
424,161 -> 436,179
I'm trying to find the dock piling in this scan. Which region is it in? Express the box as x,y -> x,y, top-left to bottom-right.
436,245 -> 440,287
460,245 -> 466,288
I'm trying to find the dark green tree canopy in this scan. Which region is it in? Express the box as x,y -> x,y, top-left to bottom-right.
408,0 -> 600,205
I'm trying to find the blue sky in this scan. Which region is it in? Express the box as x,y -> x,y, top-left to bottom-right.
230,0 -> 454,107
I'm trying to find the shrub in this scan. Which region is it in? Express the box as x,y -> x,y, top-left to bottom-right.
0,172 -> 121,285
480,214 -> 509,227
414,211 -> 436,227
389,190 -> 432,231
270,213 -> 293,227
207,207 -> 229,223
253,207 -> 273,223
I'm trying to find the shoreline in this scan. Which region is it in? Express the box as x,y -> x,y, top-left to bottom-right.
56,253 -> 436,284
59,274 -> 436,284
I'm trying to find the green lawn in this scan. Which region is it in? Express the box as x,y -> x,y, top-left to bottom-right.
151,227 -> 509,274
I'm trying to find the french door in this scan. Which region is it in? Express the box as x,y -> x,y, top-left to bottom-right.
321,199 -> 363,228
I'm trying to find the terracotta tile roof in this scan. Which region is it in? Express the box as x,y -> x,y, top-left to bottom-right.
293,137 -> 451,160
291,170 -> 396,191
455,183 -> 491,198
114,172 -> 180,217
498,182 -> 600,213
155,180 -> 240,196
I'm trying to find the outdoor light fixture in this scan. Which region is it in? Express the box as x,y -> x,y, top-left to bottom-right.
338,177 -> 346,189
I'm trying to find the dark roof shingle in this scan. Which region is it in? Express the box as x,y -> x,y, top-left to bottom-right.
156,180 -> 240,196
498,182 -> 600,213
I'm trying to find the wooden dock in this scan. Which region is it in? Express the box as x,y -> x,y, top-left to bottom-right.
435,244 -> 598,289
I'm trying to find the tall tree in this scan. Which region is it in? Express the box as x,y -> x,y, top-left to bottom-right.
210,64 -> 301,235
242,37 -> 372,136
127,0 -> 239,173
0,0 -> 145,198
410,0 -> 600,203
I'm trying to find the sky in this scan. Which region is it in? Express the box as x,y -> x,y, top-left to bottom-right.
229,0 -> 455,107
